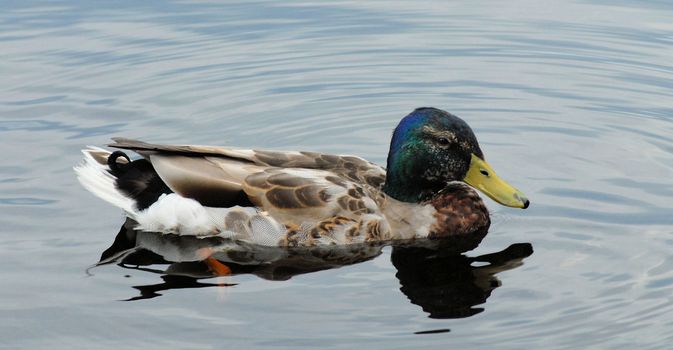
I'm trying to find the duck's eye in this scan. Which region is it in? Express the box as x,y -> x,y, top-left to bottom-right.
480,169 -> 489,176
437,137 -> 450,146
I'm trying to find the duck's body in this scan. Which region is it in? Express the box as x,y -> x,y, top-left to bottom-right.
76,108 -> 528,247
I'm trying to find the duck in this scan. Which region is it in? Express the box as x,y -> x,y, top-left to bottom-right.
75,107 -> 529,248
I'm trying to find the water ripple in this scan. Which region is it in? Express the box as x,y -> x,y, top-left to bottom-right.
2,0 -> 673,348
0,197 -> 57,206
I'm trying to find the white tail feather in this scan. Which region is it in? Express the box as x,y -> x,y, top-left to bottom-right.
74,147 -> 285,244
74,147 -> 137,216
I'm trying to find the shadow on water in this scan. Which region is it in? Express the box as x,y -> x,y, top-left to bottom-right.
95,219 -> 533,318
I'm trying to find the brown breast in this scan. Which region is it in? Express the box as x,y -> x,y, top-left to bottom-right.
427,183 -> 490,242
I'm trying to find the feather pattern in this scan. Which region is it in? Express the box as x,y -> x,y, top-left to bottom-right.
76,142 -> 412,246
75,108 -> 517,248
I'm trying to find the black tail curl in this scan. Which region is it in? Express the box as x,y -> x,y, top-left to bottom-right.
107,151 -> 131,175
107,151 -> 173,210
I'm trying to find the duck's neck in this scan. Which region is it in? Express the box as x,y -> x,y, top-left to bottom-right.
382,167 -> 445,203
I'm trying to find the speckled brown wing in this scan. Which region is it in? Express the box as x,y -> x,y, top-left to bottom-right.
247,150 -> 389,210
250,149 -> 386,187
242,167 -> 394,246
108,138 -> 388,210
242,167 -> 382,225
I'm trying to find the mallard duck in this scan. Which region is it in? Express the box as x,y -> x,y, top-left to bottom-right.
75,107 -> 528,247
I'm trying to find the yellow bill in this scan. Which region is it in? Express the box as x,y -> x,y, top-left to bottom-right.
463,154 -> 529,209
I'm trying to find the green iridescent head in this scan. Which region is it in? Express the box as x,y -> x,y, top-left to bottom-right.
383,107 -> 529,209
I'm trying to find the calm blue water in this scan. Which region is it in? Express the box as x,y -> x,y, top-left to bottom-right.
3,1 -> 673,348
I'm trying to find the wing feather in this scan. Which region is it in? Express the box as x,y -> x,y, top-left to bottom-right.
108,138 -> 386,212
148,155 -> 263,207
242,168 -> 381,228
110,138 -> 383,174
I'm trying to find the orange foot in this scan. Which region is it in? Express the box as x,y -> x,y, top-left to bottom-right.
204,257 -> 232,276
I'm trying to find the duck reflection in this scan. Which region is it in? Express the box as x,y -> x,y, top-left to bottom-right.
392,243 -> 532,318
97,220 -> 532,317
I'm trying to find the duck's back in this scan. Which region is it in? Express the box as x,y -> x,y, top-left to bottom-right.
77,138 -> 397,246
109,138 -> 387,207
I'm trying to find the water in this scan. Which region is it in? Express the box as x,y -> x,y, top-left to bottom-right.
2,0 -> 673,348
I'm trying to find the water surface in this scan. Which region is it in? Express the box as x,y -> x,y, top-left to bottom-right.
2,1 -> 673,348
